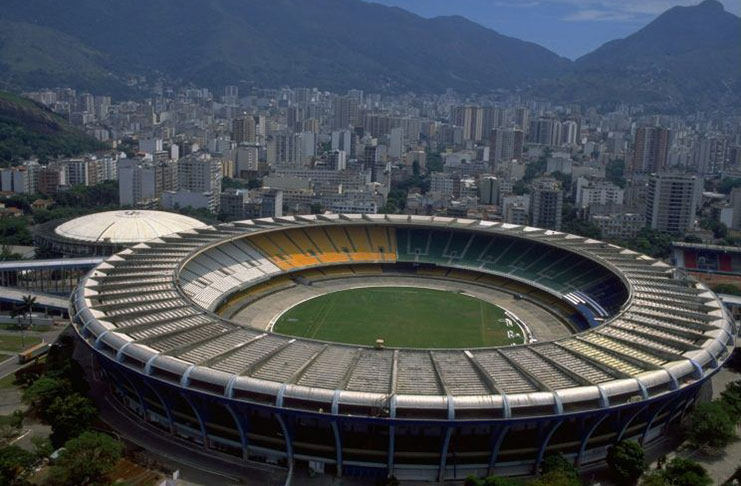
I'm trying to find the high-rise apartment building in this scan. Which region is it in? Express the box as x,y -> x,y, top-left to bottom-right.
694,137 -> 727,175
514,107 -> 529,131
490,128 -> 524,163
331,130 -> 354,157
333,96 -> 359,130
327,150 -> 347,171
631,127 -> 670,174
233,116 -> 257,145
561,120 -> 579,145
645,173 -> 700,234
575,177 -> 625,208
118,158 -> 178,208
530,178 -> 563,230
529,119 -> 562,147
479,176 -> 499,206
451,105 -> 484,142
176,153 -> 222,212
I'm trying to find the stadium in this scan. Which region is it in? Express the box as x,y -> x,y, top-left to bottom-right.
33,210 -> 206,257
70,214 -> 736,481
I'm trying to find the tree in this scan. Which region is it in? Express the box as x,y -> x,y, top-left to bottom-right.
718,177 -> 741,195
711,284 -> 741,297
9,410 -> 23,430
31,436 -> 53,460
0,445 -> 35,484
22,376 -> 71,415
464,475 -> 523,486
606,159 -> 627,188
483,477 -> 523,486
662,458 -> 712,486
720,380 -> 741,422
45,432 -> 123,486
616,229 -> 674,259
19,295 -> 36,347
685,400 -> 736,449
47,394 -> 98,448
0,217 -> 32,246
529,470 -> 581,486
538,454 -> 580,486
0,246 -> 22,261
310,203 -> 323,214
682,234 -> 703,244
607,440 -> 646,485
639,471 -> 667,486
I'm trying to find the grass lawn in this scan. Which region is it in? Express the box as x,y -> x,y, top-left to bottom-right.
273,287 -> 524,348
0,373 -> 18,389
0,335 -> 42,354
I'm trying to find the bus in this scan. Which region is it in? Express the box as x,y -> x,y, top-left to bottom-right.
17,342 -> 51,364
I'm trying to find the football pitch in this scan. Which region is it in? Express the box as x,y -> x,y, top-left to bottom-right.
272,286 -> 525,348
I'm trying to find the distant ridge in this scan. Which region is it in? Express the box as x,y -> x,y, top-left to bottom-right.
0,0 -> 569,94
0,0 -> 738,111
0,91 -> 106,164
548,0 -> 741,109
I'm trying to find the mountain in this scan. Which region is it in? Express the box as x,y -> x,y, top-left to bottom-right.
546,0 -> 741,109
0,91 -> 107,165
0,0 -> 569,94
0,0 -> 737,111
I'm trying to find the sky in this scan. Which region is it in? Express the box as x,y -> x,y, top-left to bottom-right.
368,0 -> 741,59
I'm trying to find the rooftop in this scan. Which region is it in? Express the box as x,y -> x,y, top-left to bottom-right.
54,210 -> 206,244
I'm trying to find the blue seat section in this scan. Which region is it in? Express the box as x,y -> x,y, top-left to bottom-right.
576,304 -> 600,328
395,228 -> 625,313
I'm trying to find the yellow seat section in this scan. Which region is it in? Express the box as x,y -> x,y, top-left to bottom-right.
321,265 -> 355,278
366,226 -> 396,262
346,226 -> 397,263
350,264 -> 383,274
268,231 -> 321,267
301,227 -> 352,264
249,234 -> 295,270
249,226 -> 396,270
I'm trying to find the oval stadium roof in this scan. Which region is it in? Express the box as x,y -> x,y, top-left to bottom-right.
71,214 -> 735,419
54,210 -> 206,244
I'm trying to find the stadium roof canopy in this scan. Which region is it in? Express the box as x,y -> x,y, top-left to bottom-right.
71,214 -> 736,419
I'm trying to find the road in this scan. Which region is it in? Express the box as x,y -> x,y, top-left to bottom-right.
0,327 -> 65,379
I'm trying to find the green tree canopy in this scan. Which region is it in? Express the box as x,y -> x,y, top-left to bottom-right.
607,440 -> 646,485
21,376 -> 71,415
529,470 -> 581,486
686,400 -> 736,449
662,457 -> 712,486
537,454 -> 580,486
46,431 -> 123,486
0,445 -> 35,485
47,393 -> 98,448
720,380 -> 741,422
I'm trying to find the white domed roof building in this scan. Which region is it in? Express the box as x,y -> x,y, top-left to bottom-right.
34,210 -> 206,257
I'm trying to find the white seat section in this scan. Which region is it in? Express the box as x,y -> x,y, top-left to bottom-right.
178,238 -> 282,311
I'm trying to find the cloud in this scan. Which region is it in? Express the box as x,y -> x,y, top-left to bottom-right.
551,0 -> 741,22
491,1 -> 541,7
562,9 -> 640,21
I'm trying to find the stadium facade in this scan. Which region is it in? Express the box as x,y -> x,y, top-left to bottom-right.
70,214 -> 736,481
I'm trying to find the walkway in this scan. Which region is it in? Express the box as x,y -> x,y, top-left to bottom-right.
0,287 -> 69,312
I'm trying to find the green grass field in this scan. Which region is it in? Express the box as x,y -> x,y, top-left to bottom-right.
273,287 -> 524,348
0,335 -> 42,354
